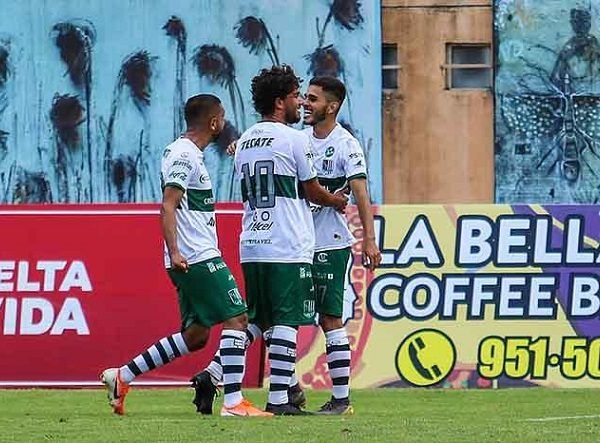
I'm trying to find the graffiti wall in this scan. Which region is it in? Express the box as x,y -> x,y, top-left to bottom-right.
495,0 -> 600,203
0,0 -> 381,204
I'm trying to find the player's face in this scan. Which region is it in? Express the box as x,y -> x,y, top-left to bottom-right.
303,85 -> 329,126
209,105 -> 226,141
283,87 -> 303,124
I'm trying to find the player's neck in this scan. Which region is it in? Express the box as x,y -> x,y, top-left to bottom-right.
312,119 -> 337,139
181,130 -> 211,151
261,111 -> 286,124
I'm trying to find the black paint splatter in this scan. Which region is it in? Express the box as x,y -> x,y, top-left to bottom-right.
13,169 -> 52,203
119,50 -> 156,113
235,16 -> 280,65
0,43 -> 9,87
111,154 -> 136,203
51,22 -> 95,88
192,44 -> 246,130
306,45 -> 344,77
50,94 -> 85,148
331,0 -> 364,31
164,16 -> 187,137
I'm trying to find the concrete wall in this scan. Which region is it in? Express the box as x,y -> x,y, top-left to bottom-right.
382,0 -> 494,203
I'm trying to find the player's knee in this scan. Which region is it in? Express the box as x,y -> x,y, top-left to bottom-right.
183,324 -> 210,351
319,314 -> 342,332
223,313 -> 248,331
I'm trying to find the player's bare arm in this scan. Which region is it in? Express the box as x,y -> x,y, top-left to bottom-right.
349,178 -> 381,271
161,186 -> 189,273
302,178 -> 348,212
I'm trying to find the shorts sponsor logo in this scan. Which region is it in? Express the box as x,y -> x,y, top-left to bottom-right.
228,288 -> 244,306
207,261 -> 227,273
303,300 -> 315,317
299,267 -> 312,279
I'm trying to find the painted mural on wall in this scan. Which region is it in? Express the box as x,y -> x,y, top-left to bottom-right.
0,0 -> 381,204
495,0 -> 600,203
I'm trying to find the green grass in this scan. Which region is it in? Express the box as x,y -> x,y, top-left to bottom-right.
0,388 -> 599,442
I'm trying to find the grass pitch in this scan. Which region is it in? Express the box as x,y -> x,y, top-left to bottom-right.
0,388 -> 599,442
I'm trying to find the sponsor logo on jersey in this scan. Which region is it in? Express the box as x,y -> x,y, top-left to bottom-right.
322,159 -> 334,174
198,174 -> 209,183
169,171 -> 188,180
173,160 -> 193,170
348,152 -> 363,159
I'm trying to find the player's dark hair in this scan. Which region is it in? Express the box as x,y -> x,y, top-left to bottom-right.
251,65 -> 302,116
309,76 -> 346,106
184,94 -> 221,127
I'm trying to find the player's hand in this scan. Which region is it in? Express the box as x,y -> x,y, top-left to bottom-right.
332,190 -> 348,213
226,140 -> 238,156
362,237 -> 381,271
170,252 -> 189,273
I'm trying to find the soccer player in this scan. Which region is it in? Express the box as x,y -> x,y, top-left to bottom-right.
100,94 -> 271,417
237,66 -> 347,415
191,66 -> 347,416
302,76 -> 382,415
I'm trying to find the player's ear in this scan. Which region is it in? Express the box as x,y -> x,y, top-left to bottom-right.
328,101 -> 340,115
209,116 -> 217,132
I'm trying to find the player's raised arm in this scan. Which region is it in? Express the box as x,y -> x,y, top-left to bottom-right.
160,185 -> 188,273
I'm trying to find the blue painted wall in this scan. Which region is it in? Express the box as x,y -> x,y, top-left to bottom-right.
0,0 -> 381,203
495,0 -> 600,203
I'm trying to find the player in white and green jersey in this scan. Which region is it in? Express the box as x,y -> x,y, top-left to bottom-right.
100,94 -> 270,418
233,66 -> 347,416
302,76 -> 382,415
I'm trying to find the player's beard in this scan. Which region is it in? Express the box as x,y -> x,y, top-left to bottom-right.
305,107 -> 326,126
285,106 -> 301,124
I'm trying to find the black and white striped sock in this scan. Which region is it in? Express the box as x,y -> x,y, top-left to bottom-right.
325,328 -> 351,400
268,325 -> 297,405
220,329 -> 247,408
205,323 -> 261,386
119,332 -> 190,383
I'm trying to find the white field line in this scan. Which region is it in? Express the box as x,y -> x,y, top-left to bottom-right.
525,414 -> 600,422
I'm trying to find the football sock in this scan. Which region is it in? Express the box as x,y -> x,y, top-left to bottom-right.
268,325 -> 297,405
220,329 -> 247,408
325,328 -> 351,400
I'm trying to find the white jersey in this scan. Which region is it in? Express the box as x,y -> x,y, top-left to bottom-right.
304,123 -> 368,252
235,122 -> 317,263
160,138 -> 220,268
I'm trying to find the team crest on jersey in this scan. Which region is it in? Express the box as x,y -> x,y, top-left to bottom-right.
322,159 -> 334,174
325,146 -> 335,157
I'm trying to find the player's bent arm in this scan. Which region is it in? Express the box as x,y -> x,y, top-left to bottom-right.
301,178 -> 348,212
349,177 -> 381,270
160,185 -> 185,264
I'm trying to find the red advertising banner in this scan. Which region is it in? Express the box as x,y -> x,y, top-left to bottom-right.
0,204 -> 263,387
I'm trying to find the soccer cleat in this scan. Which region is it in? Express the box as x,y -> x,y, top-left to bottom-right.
288,383 -> 307,409
100,368 -> 130,415
265,402 -> 313,416
221,399 -> 274,417
190,371 -> 219,415
315,397 -> 354,415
